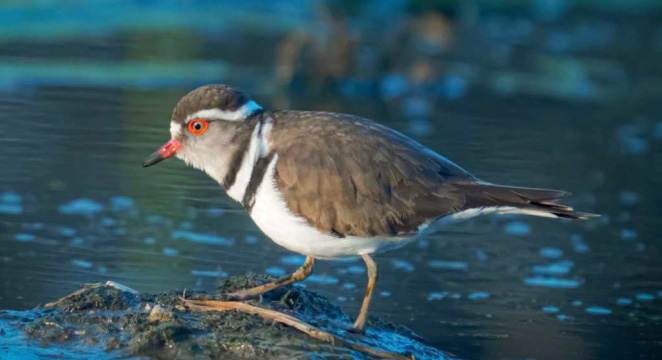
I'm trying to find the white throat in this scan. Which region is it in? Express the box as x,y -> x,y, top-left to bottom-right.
225,117 -> 273,202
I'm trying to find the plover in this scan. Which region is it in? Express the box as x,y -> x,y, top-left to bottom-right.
143,84 -> 597,333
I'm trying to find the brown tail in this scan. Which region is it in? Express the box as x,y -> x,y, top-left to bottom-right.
454,183 -> 599,220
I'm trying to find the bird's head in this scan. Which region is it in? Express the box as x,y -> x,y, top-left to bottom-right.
142,84 -> 263,184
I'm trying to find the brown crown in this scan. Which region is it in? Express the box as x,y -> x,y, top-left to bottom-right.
171,84 -> 251,124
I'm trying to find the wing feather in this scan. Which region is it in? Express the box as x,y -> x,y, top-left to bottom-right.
268,111 -> 474,237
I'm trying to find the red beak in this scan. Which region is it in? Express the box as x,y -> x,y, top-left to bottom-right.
142,138 -> 182,168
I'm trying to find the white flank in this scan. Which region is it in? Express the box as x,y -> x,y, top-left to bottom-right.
498,208 -> 558,218
425,207 -> 519,232
185,101 -> 262,122
249,156 -> 415,259
442,207 -> 515,224
225,118 -> 272,201
421,206 -> 558,235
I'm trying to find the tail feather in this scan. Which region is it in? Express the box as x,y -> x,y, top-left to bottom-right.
454,183 -> 599,220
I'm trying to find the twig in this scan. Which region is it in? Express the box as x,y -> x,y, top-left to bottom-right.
183,298 -> 413,360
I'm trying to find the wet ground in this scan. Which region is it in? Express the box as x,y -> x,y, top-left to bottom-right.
1,276 -> 447,360
1,1 -> 662,359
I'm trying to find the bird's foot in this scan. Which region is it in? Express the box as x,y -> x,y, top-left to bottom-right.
345,324 -> 366,335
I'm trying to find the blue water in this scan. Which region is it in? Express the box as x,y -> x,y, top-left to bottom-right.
171,230 -> 234,246
1,1 -> 661,360
503,222 -> 531,236
59,199 -> 104,215
265,266 -> 287,277
533,260 -> 573,276
191,269 -> 229,278
539,247 -> 564,259
586,306 -> 613,315
467,291 -> 490,300
524,277 -> 582,289
542,306 -> 560,313
616,298 -> 632,306
428,260 -> 469,271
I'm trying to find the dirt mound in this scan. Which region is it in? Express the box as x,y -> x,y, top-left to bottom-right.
0,275 -> 451,360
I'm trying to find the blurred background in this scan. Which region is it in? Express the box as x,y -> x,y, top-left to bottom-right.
1,0 -> 661,359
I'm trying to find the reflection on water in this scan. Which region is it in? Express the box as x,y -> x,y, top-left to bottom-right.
1,1 -> 662,360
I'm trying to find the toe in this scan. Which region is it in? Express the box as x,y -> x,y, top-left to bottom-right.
346,325 -> 366,335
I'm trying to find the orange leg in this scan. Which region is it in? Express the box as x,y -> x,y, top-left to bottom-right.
227,256 -> 315,301
351,254 -> 378,333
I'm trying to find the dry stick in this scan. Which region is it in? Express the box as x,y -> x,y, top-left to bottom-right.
184,299 -> 414,360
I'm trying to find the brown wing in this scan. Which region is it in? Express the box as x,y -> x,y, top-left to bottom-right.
268,111 -> 476,238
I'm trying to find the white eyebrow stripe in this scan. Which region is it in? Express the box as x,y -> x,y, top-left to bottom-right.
185,101 -> 262,123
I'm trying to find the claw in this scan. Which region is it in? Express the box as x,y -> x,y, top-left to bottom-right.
346,324 -> 366,335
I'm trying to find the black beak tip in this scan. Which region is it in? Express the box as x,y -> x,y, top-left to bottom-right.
142,139 -> 180,168
142,153 -> 161,168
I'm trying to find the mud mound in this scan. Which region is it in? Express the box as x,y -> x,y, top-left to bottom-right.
0,275 -> 451,360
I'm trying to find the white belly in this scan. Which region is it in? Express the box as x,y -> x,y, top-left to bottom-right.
249,156 -> 416,259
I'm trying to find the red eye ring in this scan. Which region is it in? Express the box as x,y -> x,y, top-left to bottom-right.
188,119 -> 209,136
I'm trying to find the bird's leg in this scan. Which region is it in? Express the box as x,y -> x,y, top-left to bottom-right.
226,256 -> 315,301
350,254 -> 378,334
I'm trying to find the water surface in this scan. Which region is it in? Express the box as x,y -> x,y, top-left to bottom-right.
1,2 -> 661,359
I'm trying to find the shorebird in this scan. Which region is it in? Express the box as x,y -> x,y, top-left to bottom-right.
143,84 -> 596,333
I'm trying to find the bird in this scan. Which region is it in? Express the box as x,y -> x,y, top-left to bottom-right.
142,84 -> 597,333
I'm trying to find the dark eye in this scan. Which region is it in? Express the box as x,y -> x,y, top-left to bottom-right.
188,119 -> 209,136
